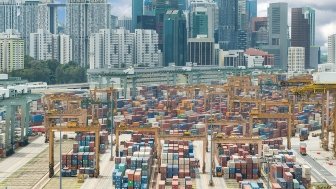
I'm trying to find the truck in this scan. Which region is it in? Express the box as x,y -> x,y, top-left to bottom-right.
300,142 -> 307,155
299,128 -> 309,141
215,166 -> 222,177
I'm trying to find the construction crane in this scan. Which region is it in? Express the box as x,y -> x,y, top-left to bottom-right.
292,83 -> 336,155
49,119 -> 101,178
249,108 -> 293,149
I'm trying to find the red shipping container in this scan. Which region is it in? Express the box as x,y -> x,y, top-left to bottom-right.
134,171 -> 141,181
272,183 -> 281,189
172,181 -> 179,189
159,181 -> 165,189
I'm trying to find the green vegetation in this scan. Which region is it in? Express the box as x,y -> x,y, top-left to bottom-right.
10,56 -> 87,84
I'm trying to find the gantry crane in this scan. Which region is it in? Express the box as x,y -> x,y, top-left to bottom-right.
160,133 -> 207,173
292,83 -> 336,155
115,122 -> 161,162
44,93 -> 87,143
249,108 -> 293,149
210,135 -> 262,179
49,119 -> 101,178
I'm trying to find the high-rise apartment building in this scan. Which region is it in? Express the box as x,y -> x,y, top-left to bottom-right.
217,0 -> 238,50
187,37 -> 214,65
189,0 -> 218,39
328,34 -> 336,64
135,29 -> 162,67
59,34 -> 72,64
263,3 -> 289,69
29,29 -> 59,61
288,47 -> 305,74
291,7 -> 315,69
29,29 -> 72,64
132,0 -> 143,32
0,1 -> 55,54
66,0 -> 110,67
164,10 -> 187,66
89,28 -> 134,69
0,29 -> 24,73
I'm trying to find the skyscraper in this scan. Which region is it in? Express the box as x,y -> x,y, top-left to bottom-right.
191,7 -> 208,38
328,34 -> 336,64
246,0 -> 257,23
137,15 -> 156,30
217,0 -> 238,50
163,10 -> 187,66
155,0 -> 179,50
251,17 -> 268,48
291,7 -> 315,69
0,29 -> 24,73
66,0 -> 110,67
263,3 -> 288,69
144,0 -> 155,16
189,0 -> 218,39
132,0 -> 144,32
118,17 -> 133,31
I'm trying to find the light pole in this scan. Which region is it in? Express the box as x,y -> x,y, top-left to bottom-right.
110,82 -> 115,161
209,94 -> 214,186
59,115 -> 62,189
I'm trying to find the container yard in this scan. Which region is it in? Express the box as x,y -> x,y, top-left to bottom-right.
1,73 -> 336,189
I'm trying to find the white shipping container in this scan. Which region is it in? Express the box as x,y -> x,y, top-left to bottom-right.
302,165 -> 311,176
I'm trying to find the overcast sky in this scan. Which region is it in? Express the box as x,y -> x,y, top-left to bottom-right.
110,0 -> 336,53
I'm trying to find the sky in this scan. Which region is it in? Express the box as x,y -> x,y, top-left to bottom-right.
110,0 -> 336,53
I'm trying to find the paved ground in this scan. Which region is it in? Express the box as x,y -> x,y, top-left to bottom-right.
0,136 -> 47,183
285,133 -> 336,187
0,138 -> 73,189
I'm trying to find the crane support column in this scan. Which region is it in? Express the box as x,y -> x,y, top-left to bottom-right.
325,91 -> 330,151
49,128 -> 55,178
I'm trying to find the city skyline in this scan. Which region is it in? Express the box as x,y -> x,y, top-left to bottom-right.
111,0 -> 336,53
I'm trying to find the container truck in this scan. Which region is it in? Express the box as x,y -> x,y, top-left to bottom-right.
215,166 -> 222,177
300,142 -> 307,155
299,128 -> 309,141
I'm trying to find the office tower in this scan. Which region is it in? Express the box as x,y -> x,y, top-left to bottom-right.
118,17 -> 133,31
217,0 -> 238,50
292,7 -> 315,69
178,0 -> 187,10
189,0 -> 218,39
163,10 -> 187,66
144,0 -> 155,16
187,37 -> 215,65
59,34 -> 72,64
246,0 -> 257,22
0,0 -> 21,33
135,29 -> 162,67
0,30 -> 24,73
251,17 -> 268,48
89,28 -> 135,69
132,0 -> 143,32
155,0 -> 179,50
190,7 -> 208,38
263,3 -> 288,69
328,34 -> 336,64
66,0 -> 110,67
137,16 -> 156,30
111,15 -> 118,29
310,46 -> 320,69
29,29 -> 59,61
288,47 -> 305,74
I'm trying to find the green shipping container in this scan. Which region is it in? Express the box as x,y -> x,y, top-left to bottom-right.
128,180 -> 134,187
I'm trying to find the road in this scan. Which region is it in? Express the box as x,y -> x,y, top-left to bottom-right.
0,136 -> 47,182
293,146 -> 336,185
